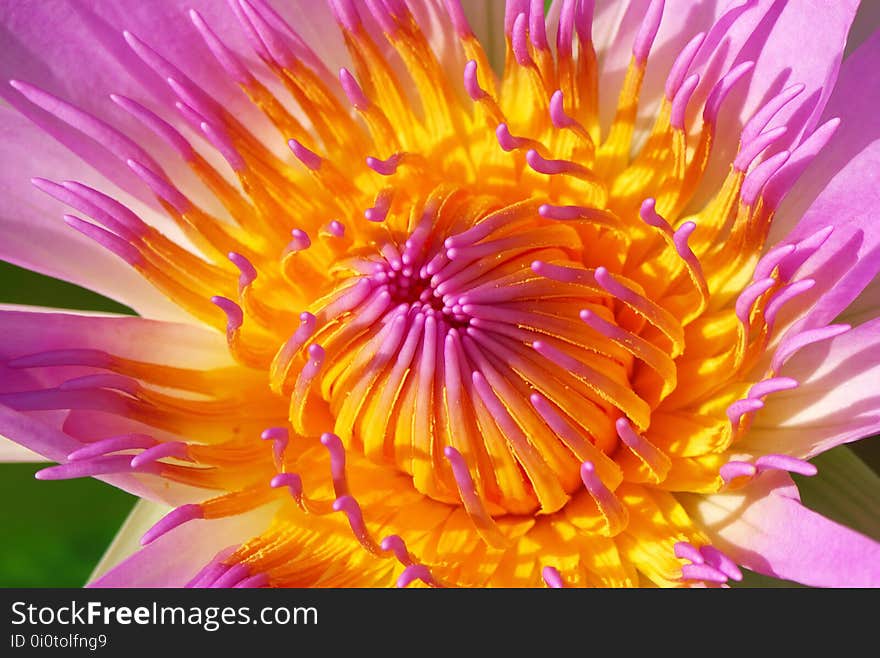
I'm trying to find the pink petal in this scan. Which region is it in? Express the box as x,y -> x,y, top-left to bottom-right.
597,0 -> 730,137
682,471 -> 880,587
769,29 -> 880,328
0,109 -> 188,321
89,502 -> 275,587
0,307 -> 234,502
689,0 -> 858,197
743,316 -> 880,459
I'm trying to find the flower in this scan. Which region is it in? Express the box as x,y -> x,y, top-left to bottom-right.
1,0 -> 879,588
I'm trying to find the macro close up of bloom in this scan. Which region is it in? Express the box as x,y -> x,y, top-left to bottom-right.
1,0 -> 880,588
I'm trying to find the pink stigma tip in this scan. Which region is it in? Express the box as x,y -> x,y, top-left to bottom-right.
141,504 -> 204,545
511,13 -> 531,66
339,68 -> 368,108
633,0 -> 664,65
549,90 -> 573,129
720,461 -> 757,483
464,60 -> 486,101
542,566 -> 564,588
443,0 -> 473,37
130,441 -> 189,469
211,296 -> 244,331
289,139 -> 322,170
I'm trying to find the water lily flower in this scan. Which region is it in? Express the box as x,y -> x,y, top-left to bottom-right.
1,0 -> 879,588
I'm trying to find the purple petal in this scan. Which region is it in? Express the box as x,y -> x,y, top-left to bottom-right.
743,316 -> 880,459
684,471 -> 880,587
769,29 -> 880,328
89,503 -> 275,587
689,0 -> 858,196
0,110 -> 187,321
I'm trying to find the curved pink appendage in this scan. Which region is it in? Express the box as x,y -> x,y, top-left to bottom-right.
496,123 -> 526,151
777,225 -> 835,282
681,563 -> 728,584
126,158 -> 190,213
396,565 -> 442,588
726,397 -> 764,426
632,0 -> 665,65
141,504 -> 204,545
59,373 -> 140,395
228,252 -> 257,292
35,455 -> 161,481
110,94 -> 194,161
210,563 -> 251,588
756,454 -> 817,477
763,119 -> 840,210
511,13 -> 531,66
365,190 -> 392,222
674,541 -> 704,565
753,243 -> 796,281
615,418 -> 670,478
734,126 -> 788,172
741,150 -> 790,206
367,153 -> 403,175
289,139 -> 322,170
665,32 -> 705,101
67,434 -> 157,462
740,84 -> 805,146
671,73 -> 699,130
764,278 -> 815,326
190,9 -> 254,85
464,60 -> 487,101
339,67 -> 368,109
380,535 -> 413,565
748,377 -> 799,399
63,215 -> 142,266
771,324 -> 850,371
32,178 -> 137,241
703,61 -> 754,125
287,228 -> 311,253
327,220 -> 346,238
542,566 -> 564,588
443,446 -> 509,548
735,277 -> 776,326
526,149 -> 580,176
211,296 -> 244,333
699,546 -> 743,581
320,432 -> 349,498
234,573 -> 270,588
333,495 -> 381,553
529,0 -> 548,50
130,441 -> 189,469
579,461 -> 626,533
720,461 -> 758,483
549,90 -> 573,129
200,121 -> 245,171
261,426 -> 289,467
7,348 -> 112,370
270,472 -> 304,506
443,0 -> 473,38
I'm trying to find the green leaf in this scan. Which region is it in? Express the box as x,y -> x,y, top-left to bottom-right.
793,445 -> 880,542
